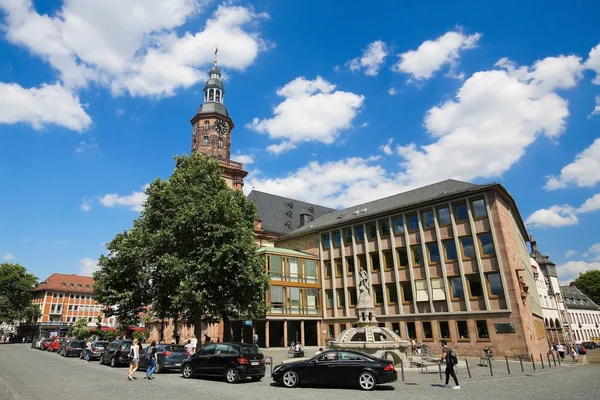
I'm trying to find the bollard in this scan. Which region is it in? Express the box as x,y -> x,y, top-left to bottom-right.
438,362 -> 443,381
400,360 -> 405,382
540,353 -> 545,369
265,355 -> 273,377
547,353 -> 552,368
465,358 -> 472,379
488,356 -> 493,376
505,356 -> 510,374
552,353 -> 557,367
531,354 -> 536,371
519,355 -> 524,372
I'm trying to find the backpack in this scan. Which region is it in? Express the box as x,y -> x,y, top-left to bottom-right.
146,346 -> 154,360
448,348 -> 458,366
128,347 -> 135,359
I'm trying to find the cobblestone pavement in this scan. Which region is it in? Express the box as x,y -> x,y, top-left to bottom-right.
0,344 -> 597,400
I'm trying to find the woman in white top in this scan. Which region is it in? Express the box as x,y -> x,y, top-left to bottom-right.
128,338 -> 140,381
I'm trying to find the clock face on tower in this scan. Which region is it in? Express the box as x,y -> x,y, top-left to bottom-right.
214,119 -> 228,135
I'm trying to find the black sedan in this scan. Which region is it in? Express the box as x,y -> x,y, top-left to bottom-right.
59,340 -> 86,357
272,349 -> 397,391
181,342 -> 265,383
80,340 -> 109,361
99,340 -> 133,367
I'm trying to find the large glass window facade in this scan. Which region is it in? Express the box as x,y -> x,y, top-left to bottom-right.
266,254 -> 319,283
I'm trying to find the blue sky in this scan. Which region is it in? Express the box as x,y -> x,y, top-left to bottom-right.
1,0 -> 599,283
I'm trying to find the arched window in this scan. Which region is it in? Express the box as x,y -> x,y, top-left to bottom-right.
555,319 -> 560,328
209,89 -> 214,101
550,319 -> 555,329
545,318 -> 549,328
215,90 -> 221,103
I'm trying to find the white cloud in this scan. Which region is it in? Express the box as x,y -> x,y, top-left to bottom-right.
79,257 -> 99,276
245,156 -> 408,209
525,205 -> 578,228
525,193 -> 600,228
2,253 -> 15,261
565,250 -> 576,258
394,55 -> 582,187
116,108 -> 125,117
99,185 -> 148,212
346,40 -> 388,76
591,96 -> 600,117
387,87 -> 397,95
0,82 -> 91,131
249,76 -> 364,153
81,200 -> 91,212
75,140 -> 98,153
392,30 -> 481,81
0,1 -> 270,98
231,152 -> 254,165
557,260 -> 600,282
585,43 -> 600,85
380,138 -> 394,155
545,138 -> 600,190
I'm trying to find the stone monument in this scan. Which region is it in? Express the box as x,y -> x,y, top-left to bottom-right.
328,268 -> 411,368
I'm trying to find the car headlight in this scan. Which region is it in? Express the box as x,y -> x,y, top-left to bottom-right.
273,365 -> 282,373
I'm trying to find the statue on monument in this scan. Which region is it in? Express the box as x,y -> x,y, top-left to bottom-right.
358,268 -> 370,294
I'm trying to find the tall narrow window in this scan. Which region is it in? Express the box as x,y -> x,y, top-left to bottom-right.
421,210 -> 434,229
326,290 -> 334,309
408,214 -> 419,232
422,322 -> 433,339
397,247 -> 409,268
411,245 -> 423,266
289,287 -> 301,313
324,261 -> 332,278
215,90 -> 221,103
437,206 -> 450,226
209,89 -> 214,101
379,219 -> 390,237
406,322 -> 416,339
439,321 -> 451,339
334,259 -> 343,277
454,202 -> 469,222
268,255 -> 283,280
467,275 -> 484,298
305,260 -> 318,284
345,256 -> 355,276
426,242 -> 441,264
288,258 -> 298,282
367,223 -> 377,240
457,321 -> 469,339
415,279 -> 429,302
476,320 -> 490,339
355,226 -> 365,242
486,273 -> 503,297
459,236 -> 475,259
370,252 -> 380,272
387,284 -> 398,304
336,289 -> 345,308
270,286 -> 284,313
333,231 -> 342,247
383,250 -> 393,270
343,228 -> 352,245
449,277 -> 464,300
401,282 -> 413,303
204,121 -> 209,129
393,217 -> 404,235
478,233 -> 496,256
430,277 -> 446,301
357,254 -> 367,271
373,285 -> 384,305
202,136 -> 209,146
348,288 -> 357,307
322,233 -> 331,250
443,239 -> 458,262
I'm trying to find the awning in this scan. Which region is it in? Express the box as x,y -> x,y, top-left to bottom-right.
89,326 -> 117,332
128,326 -> 147,332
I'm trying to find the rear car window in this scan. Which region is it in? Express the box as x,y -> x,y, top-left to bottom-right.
164,345 -> 186,352
240,344 -> 261,355
94,341 -> 108,347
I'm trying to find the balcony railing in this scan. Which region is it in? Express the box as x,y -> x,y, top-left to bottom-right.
268,305 -> 321,315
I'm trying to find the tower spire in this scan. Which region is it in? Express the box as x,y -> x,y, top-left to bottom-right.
214,45 -> 218,64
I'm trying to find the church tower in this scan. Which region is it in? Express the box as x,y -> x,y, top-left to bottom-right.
190,51 -> 247,190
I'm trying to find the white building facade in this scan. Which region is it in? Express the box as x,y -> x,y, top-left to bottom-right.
560,285 -> 600,343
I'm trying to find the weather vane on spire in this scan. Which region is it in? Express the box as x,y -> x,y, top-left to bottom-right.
214,45 -> 218,64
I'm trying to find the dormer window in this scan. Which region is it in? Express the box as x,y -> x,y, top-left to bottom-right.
78,284 -> 82,288
70,283 -> 74,287
86,284 -> 90,288
61,282 -> 66,287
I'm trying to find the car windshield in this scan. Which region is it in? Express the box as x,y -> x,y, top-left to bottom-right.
164,345 -> 186,352
94,341 -> 108,346
240,344 -> 261,355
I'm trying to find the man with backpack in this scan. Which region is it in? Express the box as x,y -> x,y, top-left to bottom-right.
440,340 -> 460,389
144,341 -> 158,380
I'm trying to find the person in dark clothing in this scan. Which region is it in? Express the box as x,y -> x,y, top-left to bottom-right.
440,340 -> 460,389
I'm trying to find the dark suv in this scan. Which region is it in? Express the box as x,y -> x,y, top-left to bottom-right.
81,340 -> 109,361
181,342 -> 265,383
139,344 -> 188,373
99,340 -> 133,367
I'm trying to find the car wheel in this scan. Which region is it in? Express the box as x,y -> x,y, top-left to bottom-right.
110,357 -> 117,368
99,356 -> 104,365
182,364 -> 193,379
225,367 -> 239,384
251,376 -> 263,382
282,370 -> 299,388
156,363 -> 164,374
358,371 -> 376,391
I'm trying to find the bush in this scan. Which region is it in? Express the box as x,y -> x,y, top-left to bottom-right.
132,331 -> 148,343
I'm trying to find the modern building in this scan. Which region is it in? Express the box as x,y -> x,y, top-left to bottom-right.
31,273 -> 117,336
560,285 -> 600,343
529,236 -> 566,344
273,180 -> 549,358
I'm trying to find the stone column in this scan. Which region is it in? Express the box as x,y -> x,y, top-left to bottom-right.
283,320 -> 288,347
300,320 -> 305,345
265,320 -> 270,349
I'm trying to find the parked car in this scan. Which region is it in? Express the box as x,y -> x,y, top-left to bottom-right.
181,342 -> 265,383
60,340 -> 86,357
42,339 -> 53,351
80,340 -> 109,361
272,349 -> 397,391
99,340 -> 133,367
32,338 -> 46,349
50,337 -> 66,352
139,344 -> 188,373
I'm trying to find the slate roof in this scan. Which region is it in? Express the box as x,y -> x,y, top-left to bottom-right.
33,273 -> 95,294
247,190 -> 335,236
281,179 -> 489,239
196,102 -> 229,117
529,235 -> 558,278
560,285 -> 600,310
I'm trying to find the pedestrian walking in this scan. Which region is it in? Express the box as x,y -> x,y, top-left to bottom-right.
253,333 -> 259,347
185,339 -> 194,356
144,341 -> 158,380
557,343 -> 565,359
440,340 -> 460,389
128,338 -> 140,381
191,335 -> 197,354
85,339 -> 92,363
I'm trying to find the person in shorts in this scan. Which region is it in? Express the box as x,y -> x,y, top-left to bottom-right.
128,338 -> 140,381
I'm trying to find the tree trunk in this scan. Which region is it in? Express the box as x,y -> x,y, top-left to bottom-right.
160,317 -> 165,343
223,315 -> 233,342
193,312 -> 203,343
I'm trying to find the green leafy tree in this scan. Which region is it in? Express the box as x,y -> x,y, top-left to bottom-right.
93,154 -> 269,341
0,263 -> 38,323
573,270 -> 600,305
72,318 -> 90,339
23,304 -> 42,324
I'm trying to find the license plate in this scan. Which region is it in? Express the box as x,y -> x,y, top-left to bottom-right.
251,361 -> 259,366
